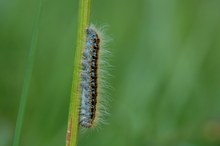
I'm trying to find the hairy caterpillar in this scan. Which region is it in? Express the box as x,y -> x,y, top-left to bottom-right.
79,25 -> 109,128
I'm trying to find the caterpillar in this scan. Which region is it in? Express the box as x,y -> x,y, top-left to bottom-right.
79,25 -> 109,128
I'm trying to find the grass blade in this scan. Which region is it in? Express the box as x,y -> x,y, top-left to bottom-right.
12,1 -> 43,146
66,0 -> 91,146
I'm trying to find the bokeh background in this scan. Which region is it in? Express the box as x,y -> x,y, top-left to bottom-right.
1,0 -> 220,146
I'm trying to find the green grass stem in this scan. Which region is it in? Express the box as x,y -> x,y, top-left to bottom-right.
12,1 -> 43,146
66,0 -> 91,146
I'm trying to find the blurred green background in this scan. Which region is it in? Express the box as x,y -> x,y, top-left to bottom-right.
1,0 -> 220,146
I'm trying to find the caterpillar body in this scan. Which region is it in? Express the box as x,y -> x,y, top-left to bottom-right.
79,25 -> 109,128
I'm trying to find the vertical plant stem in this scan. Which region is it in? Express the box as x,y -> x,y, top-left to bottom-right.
12,1 -> 43,146
66,0 -> 91,146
